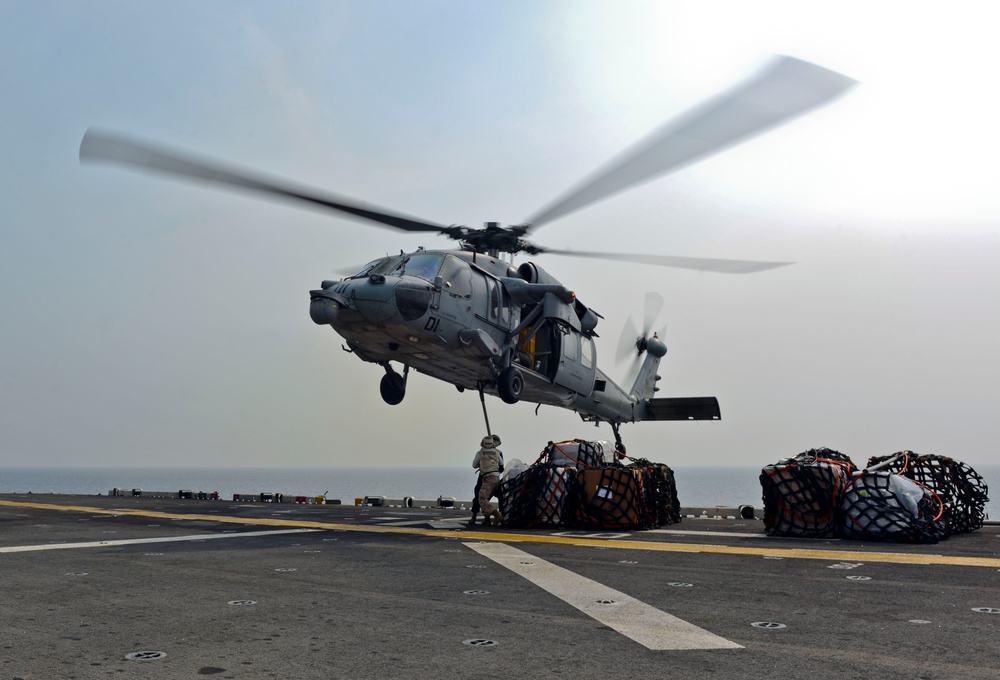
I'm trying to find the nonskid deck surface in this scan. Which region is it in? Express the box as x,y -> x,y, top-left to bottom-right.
1,494 -> 998,679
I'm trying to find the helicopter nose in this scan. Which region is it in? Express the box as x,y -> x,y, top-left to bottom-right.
352,276 -> 398,324
309,293 -> 335,325
393,280 -> 432,321
310,289 -> 351,326
310,276 -> 402,326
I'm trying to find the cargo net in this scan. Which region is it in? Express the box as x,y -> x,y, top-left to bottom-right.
545,439 -> 608,468
865,452 -> 989,536
627,457 -> 682,527
498,443 -> 680,531
499,465 -> 576,529
841,470 -> 945,543
499,441 -> 602,529
760,448 -> 984,543
572,467 -> 645,530
760,448 -> 857,538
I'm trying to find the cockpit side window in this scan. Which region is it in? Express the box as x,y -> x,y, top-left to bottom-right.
500,289 -> 513,326
487,278 -> 499,319
563,328 -> 579,362
581,336 -> 594,368
439,255 -> 472,296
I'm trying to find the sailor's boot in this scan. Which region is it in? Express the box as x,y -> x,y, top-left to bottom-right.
467,512 -> 477,527
490,510 -> 503,527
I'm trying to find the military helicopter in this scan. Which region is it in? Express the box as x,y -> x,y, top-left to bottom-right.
80,56 -> 854,452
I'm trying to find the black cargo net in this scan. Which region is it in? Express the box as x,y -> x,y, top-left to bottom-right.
841,469 -> 945,543
760,448 -> 985,543
759,448 -> 857,538
865,452 -> 989,536
499,465 -> 575,529
545,439 -> 607,468
571,467 -> 644,530
498,443 -> 681,531
627,457 -> 682,527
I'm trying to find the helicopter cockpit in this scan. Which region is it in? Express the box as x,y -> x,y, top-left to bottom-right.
350,252 -> 477,286
349,251 -> 447,281
349,255 -> 403,279
395,252 -> 444,282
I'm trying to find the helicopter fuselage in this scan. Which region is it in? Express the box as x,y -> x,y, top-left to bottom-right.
309,248 -> 647,423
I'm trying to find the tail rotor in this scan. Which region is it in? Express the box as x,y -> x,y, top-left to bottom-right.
616,292 -> 665,374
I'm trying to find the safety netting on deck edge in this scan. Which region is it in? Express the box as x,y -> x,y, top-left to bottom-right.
498,439 -> 681,531
761,448 -> 988,543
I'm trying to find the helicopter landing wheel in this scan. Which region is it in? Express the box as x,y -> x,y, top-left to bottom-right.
379,372 -> 406,405
497,366 -> 524,405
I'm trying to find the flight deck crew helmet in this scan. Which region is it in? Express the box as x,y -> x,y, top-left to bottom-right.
481,436 -> 495,448
491,434 -> 501,446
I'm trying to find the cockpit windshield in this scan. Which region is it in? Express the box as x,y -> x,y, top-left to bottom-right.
347,252 -> 445,282
389,252 -> 445,282
349,255 -> 404,279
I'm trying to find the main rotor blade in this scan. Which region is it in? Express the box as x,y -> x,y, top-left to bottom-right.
526,56 -> 856,228
80,129 -> 451,235
539,248 -> 793,274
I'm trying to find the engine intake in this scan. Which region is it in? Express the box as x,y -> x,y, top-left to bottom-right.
518,261 -> 561,286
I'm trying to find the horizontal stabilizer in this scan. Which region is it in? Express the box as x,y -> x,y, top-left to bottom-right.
643,397 -> 721,421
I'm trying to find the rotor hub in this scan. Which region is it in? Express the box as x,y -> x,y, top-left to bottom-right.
452,222 -> 535,256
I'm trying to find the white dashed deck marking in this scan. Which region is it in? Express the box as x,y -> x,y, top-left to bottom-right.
0,529 -> 321,553
465,542 -> 742,651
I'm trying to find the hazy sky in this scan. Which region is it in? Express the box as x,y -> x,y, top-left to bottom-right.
2,1 -> 998,471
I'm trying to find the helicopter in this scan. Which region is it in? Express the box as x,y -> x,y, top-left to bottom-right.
79,55 -> 854,453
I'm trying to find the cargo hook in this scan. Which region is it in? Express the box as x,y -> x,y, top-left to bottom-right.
611,422 -> 626,457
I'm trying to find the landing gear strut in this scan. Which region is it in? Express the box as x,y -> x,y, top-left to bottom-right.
379,364 -> 408,405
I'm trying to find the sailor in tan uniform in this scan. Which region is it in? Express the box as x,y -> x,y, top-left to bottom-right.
472,435 -> 504,527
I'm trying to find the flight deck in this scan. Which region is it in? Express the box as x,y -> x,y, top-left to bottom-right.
1,493 -> 998,679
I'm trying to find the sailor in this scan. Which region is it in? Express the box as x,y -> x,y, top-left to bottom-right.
468,471 -> 484,527
471,434 -> 504,527
468,434 -> 504,526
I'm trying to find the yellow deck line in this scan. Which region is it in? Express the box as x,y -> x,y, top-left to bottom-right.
3,498 -> 998,568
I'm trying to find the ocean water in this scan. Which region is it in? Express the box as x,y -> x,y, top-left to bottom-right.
0,467 -> 479,505
0,466 -> 770,507
2,465 -> 997,518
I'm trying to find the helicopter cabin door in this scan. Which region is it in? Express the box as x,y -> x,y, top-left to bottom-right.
472,271 -> 511,322
553,326 -> 595,395
470,271 -> 515,336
